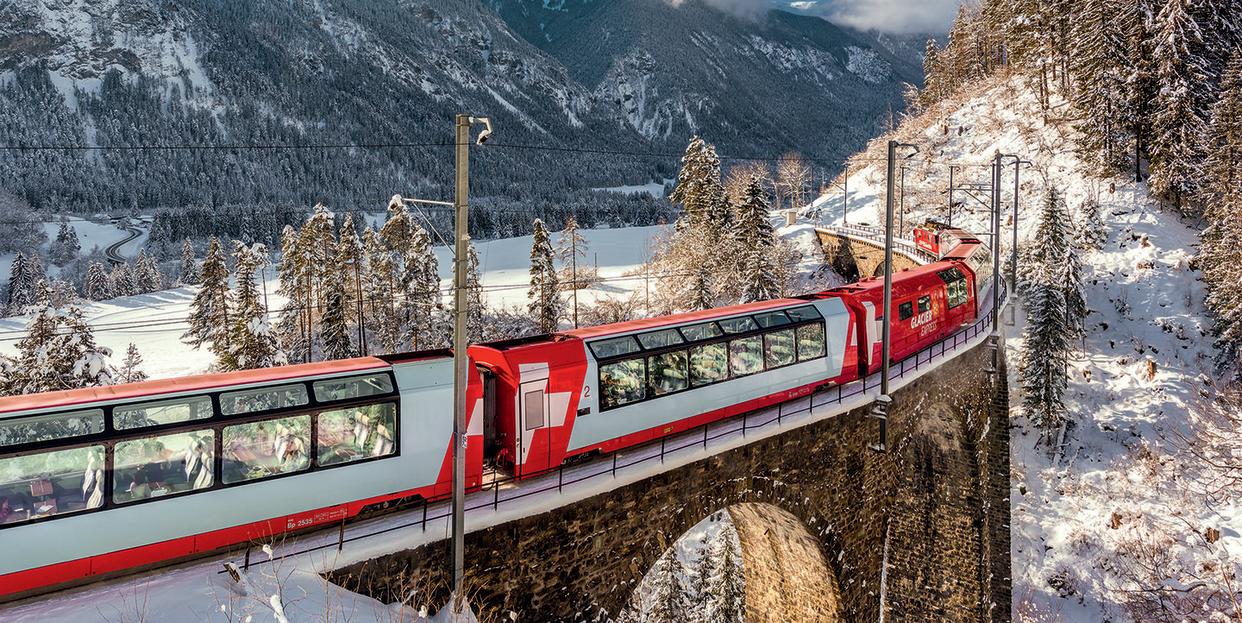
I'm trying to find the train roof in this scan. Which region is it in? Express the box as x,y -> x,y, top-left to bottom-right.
0,356 -> 393,416
563,297 -> 814,341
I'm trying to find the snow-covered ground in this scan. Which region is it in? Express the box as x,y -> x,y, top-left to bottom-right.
803,75 -> 1229,620
0,217 -> 143,277
591,179 -> 671,199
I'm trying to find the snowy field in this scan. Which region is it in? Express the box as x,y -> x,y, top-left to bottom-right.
0,217 -> 143,277
591,179 -> 671,199
807,75 -> 1230,620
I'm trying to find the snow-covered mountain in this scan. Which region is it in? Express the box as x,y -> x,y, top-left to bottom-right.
0,0 -> 920,216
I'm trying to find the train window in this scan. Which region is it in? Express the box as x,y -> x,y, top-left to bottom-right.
221,415 -> 311,484
719,317 -> 759,335
313,374 -> 393,403
898,302 -> 914,321
221,384 -> 310,416
638,329 -> 685,350
590,336 -> 642,359
113,430 -> 214,504
114,396 -> 214,431
729,336 -> 764,377
918,296 -> 931,313
680,322 -> 723,342
689,343 -> 728,387
647,351 -> 689,397
754,311 -> 791,328
316,403 -> 398,467
0,409 -> 104,447
524,390 -> 546,430
764,329 -> 796,368
786,306 -> 823,322
599,359 -> 646,409
0,445 -> 104,525
796,324 -> 827,362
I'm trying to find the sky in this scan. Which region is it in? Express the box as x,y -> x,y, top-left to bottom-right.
670,0 -> 964,34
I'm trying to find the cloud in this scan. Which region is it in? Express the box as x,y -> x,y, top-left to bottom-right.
812,0 -> 962,34
665,0 -> 771,21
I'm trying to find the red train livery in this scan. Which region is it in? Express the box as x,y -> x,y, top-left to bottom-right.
0,230 -> 989,600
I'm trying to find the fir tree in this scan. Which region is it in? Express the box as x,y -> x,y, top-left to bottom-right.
919,38 -> 944,106
465,236 -> 486,343
275,225 -> 312,364
1071,0 -> 1133,171
220,242 -> 284,371
527,218 -> 561,333
134,249 -> 162,293
6,253 -> 33,314
1073,199 -> 1109,251
1201,53 -> 1242,369
1148,0 -> 1212,213
109,262 -> 136,297
179,238 -> 199,285
319,282 -> 356,360
362,228 -> 401,355
118,343 -> 149,384
182,237 -> 230,353
645,549 -> 690,623
404,224 -> 443,350
335,212 -> 363,348
1,303 -> 114,395
733,178 -> 780,303
557,215 -> 589,288
49,221 -> 81,266
84,261 -> 111,301
708,521 -> 746,623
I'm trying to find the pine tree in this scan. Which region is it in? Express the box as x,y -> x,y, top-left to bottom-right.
1148,0 -> 1212,213
709,521 -> 745,623
658,136 -> 733,310
134,249 -> 162,293
557,215 -> 589,288
275,225 -> 312,363
1,303 -> 114,395
118,343 -> 148,384
335,212 -> 363,349
1020,189 -> 1081,431
220,242 -> 284,371
49,221 -> 80,266
6,252 -> 32,314
669,137 -> 726,230
527,218 -> 561,333
1201,54 -> 1242,369
919,38 -> 944,106
360,228 -> 399,354
319,282 -> 356,360
84,261 -> 111,301
465,236 -> 486,343
182,237 -> 230,352
1073,199 -> 1109,250
646,549 -> 690,623
109,262 -> 136,297
733,178 -> 780,303
1071,0 -> 1133,171
179,238 -> 199,285
404,224 -> 444,350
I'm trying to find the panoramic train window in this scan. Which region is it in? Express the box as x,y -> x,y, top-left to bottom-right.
918,295 -> 932,314
114,396 -> 213,431
222,415 -> 311,484
221,384 -> 310,416
318,403 -> 397,466
764,329 -> 796,369
786,306 -> 822,322
647,351 -> 689,397
754,311 -> 791,328
0,409 -> 104,447
113,429 -> 215,504
729,336 -> 764,377
899,302 -> 914,321
313,374 -> 393,403
680,321 -> 723,342
690,343 -> 728,387
0,445 -> 104,525
590,336 -> 642,359
797,324 -> 827,362
719,316 -> 758,335
638,329 -> 684,350
599,358 -> 646,409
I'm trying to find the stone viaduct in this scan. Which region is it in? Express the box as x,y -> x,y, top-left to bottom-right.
815,227 -> 924,281
330,230 -> 1009,622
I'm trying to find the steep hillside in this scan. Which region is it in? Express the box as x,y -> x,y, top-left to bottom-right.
0,0 -> 916,222
801,75 -> 1234,621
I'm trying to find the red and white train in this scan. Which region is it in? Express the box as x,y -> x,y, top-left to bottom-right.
0,229 -> 991,601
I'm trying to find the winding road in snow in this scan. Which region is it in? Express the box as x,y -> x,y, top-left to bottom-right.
103,226 -> 142,264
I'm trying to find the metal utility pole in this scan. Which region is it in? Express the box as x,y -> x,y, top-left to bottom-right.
843,170 -> 849,226
450,113 -> 492,608
571,229 -> 579,329
947,164 -> 958,226
898,164 -> 907,234
1010,159 -> 1032,288
990,154 -> 1002,332
874,140 -> 918,452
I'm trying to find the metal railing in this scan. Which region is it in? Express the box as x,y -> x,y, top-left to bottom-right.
818,224 -> 939,265
228,282 -> 1008,573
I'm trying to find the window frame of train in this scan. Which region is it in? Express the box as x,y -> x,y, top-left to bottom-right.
938,268 -> 970,309
0,370 -> 401,531
592,305 -> 829,412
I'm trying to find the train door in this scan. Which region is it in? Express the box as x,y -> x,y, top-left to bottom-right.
518,381 -> 551,478
480,368 -> 498,463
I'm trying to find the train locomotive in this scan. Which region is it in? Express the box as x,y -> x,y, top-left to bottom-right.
0,229 -> 989,600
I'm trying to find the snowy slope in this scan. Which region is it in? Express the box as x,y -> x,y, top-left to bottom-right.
801,75 -> 1228,620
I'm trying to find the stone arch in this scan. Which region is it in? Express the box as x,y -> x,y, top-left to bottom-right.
728,503 -> 843,622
